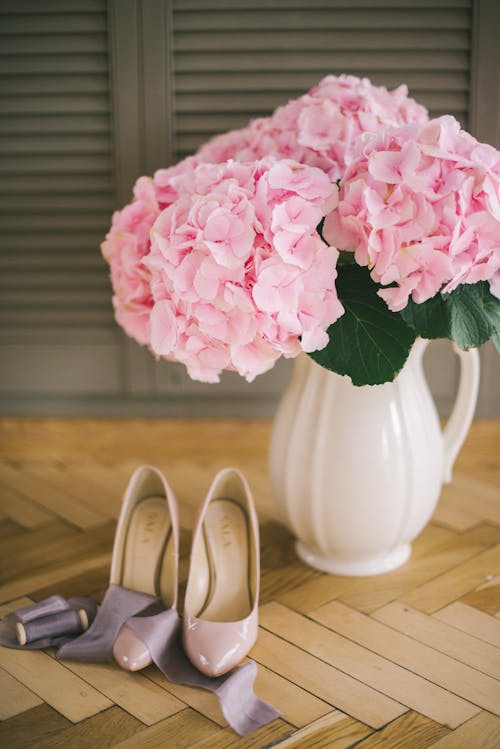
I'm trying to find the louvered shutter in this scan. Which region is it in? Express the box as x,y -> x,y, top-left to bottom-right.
173,0 -> 471,160
0,0 -> 122,403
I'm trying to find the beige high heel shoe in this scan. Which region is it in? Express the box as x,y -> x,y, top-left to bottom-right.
183,467 -> 260,677
111,465 -> 179,671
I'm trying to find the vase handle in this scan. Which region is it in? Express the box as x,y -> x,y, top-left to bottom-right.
442,344 -> 480,483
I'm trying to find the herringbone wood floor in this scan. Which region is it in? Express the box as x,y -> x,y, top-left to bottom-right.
0,418 -> 499,749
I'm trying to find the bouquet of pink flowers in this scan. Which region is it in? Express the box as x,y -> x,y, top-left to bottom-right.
102,75 -> 500,386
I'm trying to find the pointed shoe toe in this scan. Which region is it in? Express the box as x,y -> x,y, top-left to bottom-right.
183,613 -> 258,677
113,625 -> 152,671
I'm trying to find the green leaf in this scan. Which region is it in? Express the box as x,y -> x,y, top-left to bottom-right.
401,282 -> 500,350
337,251 -> 357,266
308,264 -> 416,386
400,293 -> 450,339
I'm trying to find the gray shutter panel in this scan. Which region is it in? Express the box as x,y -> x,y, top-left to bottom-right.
173,0 -> 472,159
0,0 -> 123,402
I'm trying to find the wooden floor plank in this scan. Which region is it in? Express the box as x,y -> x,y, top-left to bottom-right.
353,711 -> 450,749
145,669 -> 226,727
0,596 -> 35,619
0,518 -> 25,542
114,709 -> 223,749
401,542 -> 500,614
254,661 -> 333,728
251,627 -> 407,729
426,711 -> 500,748
0,523 -> 113,602
0,647 -> 112,722
33,462 -> 120,520
0,704 -> 71,749
269,712 -> 371,749
373,601 -> 500,679
448,474 -> 500,527
431,490 -> 482,532
189,718 -> 293,749
0,480 -> 56,528
58,660 -> 185,726
261,602 -> 478,728
0,521 -> 79,584
0,550 -> 111,604
276,524 -> 459,615
339,525 -> 500,614
15,462 -> 109,529
0,666 -> 42,720
311,600 -> 500,718
260,560 -> 319,604
30,565 -> 110,603
434,601 -> 500,647
34,706 -> 144,749
0,462 -> 104,530
459,581 -> 500,615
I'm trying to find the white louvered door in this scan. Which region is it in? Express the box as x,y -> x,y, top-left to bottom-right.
0,0 -> 498,415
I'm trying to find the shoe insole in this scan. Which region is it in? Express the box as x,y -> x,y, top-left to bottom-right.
122,496 -> 174,604
199,499 -> 252,623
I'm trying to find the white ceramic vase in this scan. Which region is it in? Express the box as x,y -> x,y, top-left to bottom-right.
269,339 -> 480,576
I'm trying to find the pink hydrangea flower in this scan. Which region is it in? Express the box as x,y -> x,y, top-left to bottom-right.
145,159 -> 343,382
197,75 -> 428,180
101,157 -> 201,345
323,116 -> 500,311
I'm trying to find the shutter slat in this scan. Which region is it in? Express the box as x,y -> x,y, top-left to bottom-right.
0,1 -> 106,13
0,114 -> 109,135
0,214 -> 110,232
0,174 -> 113,193
0,154 -> 112,173
0,74 -> 109,95
176,70 -> 469,93
0,94 -> 109,115
0,12 -> 106,34
0,195 -> 113,211
0,273 -> 109,289
0,134 -> 110,154
175,90 -> 468,113
175,50 -> 469,72
175,0 -> 471,9
174,30 -> 469,52
0,55 -> 107,74
0,310 -> 113,326
0,34 -> 107,55
0,252 -> 107,269
2,232 -> 105,249
174,9 -> 470,31
0,290 -> 111,307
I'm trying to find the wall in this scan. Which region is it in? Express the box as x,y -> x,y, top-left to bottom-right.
0,0 -> 498,416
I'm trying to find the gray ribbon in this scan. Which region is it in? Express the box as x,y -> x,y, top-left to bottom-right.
57,584 -> 161,662
127,608 -> 280,736
1,585 -> 280,737
0,595 -> 98,650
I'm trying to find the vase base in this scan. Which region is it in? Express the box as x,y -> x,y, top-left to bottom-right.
295,541 -> 411,576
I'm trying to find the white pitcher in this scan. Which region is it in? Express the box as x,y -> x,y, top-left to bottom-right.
269,339 -> 480,576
